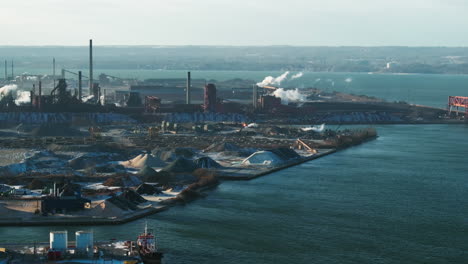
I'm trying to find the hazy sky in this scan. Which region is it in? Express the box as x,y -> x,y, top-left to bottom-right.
1,0 -> 467,46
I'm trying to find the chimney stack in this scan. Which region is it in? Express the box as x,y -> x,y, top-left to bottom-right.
78,71 -> 82,102
252,84 -> 258,109
53,58 -> 56,88
4,60 -> 6,81
38,81 -> 42,110
89,39 -> 93,95
186,71 -> 191,104
11,60 -> 13,80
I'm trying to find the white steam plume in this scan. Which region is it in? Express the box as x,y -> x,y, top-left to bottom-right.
0,84 -> 18,97
291,72 -> 303,80
272,88 -> 306,105
15,91 -> 31,105
0,84 -> 31,105
257,71 -> 290,87
345,77 -> 353,83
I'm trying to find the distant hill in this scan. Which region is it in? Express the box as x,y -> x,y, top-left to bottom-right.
1,46 -> 468,74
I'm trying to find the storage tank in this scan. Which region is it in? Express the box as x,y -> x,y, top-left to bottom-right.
50,231 -> 68,250
75,231 -> 94,250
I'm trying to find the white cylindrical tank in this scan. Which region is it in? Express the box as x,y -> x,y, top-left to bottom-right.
76,231 -> 93,250
50,231 -> 68,250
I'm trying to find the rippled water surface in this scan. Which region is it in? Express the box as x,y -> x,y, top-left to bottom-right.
1,124 -> 467,263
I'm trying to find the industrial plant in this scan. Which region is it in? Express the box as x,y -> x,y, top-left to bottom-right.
0,40 -> 465,264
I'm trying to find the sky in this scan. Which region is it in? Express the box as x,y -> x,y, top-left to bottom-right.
0,0 -> 467,46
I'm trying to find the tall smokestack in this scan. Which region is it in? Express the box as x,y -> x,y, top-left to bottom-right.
78,71 -> 82,102
4,60 -> 6,81
186,71 -> 191,104
253,84 -> 258,109
89,39 -> 93,95
11,60 -> 13,80
53,58 -> 56,88
38,81 -> 42,110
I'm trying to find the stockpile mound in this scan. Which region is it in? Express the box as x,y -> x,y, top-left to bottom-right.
48,143 -> 124,153
120,154 -> 166,168
137,166 -> 171,184
266,148 -> 301,160
120,189 -> 146,203
163,158 -> 199,173
162,169 -> 219,205
152,147 -> 197,162
107,196 -> 138,211
69,153 -> 124,170
262,126 -> 288,136
242,151 -> 284,166
30,124 -> 84,137
205,142 -> 255,157
95,163 -> 126,173
203,142 -> 240,152
136,183 -> 162,195
83,201 -> 126,217
103,175 -> 142,187
194,157 -> 221,169
174,147 -> 196,158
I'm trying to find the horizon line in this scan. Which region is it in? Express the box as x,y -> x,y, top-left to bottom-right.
0,45 -> 468,48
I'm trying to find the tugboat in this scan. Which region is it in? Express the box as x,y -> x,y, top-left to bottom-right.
136,224 -> 163,264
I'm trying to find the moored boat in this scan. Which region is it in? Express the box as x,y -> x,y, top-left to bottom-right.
136,224 -> 163,264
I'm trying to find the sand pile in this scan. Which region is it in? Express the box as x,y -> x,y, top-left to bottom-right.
120,154 -> 166,168
82,201 -> 127,218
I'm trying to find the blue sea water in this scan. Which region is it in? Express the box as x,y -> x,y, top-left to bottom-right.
1,71 -> 468,263
0,124 -> 467,263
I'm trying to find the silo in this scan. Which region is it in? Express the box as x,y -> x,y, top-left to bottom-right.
75,231 -> 94,250
50,231 -> 68,250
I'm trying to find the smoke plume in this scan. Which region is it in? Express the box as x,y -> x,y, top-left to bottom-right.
272,88 -> 306,105
291,72 -> 303,80
0,84 -> 31,105
257,71 -> 290,87
0,84 -> 18,97
15,91 -> 31,105
257,71 -> 306,87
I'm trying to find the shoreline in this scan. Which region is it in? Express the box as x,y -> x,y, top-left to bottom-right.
0,136 -> 376,227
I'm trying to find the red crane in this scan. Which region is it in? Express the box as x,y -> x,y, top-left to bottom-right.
448,96 -> 468,117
